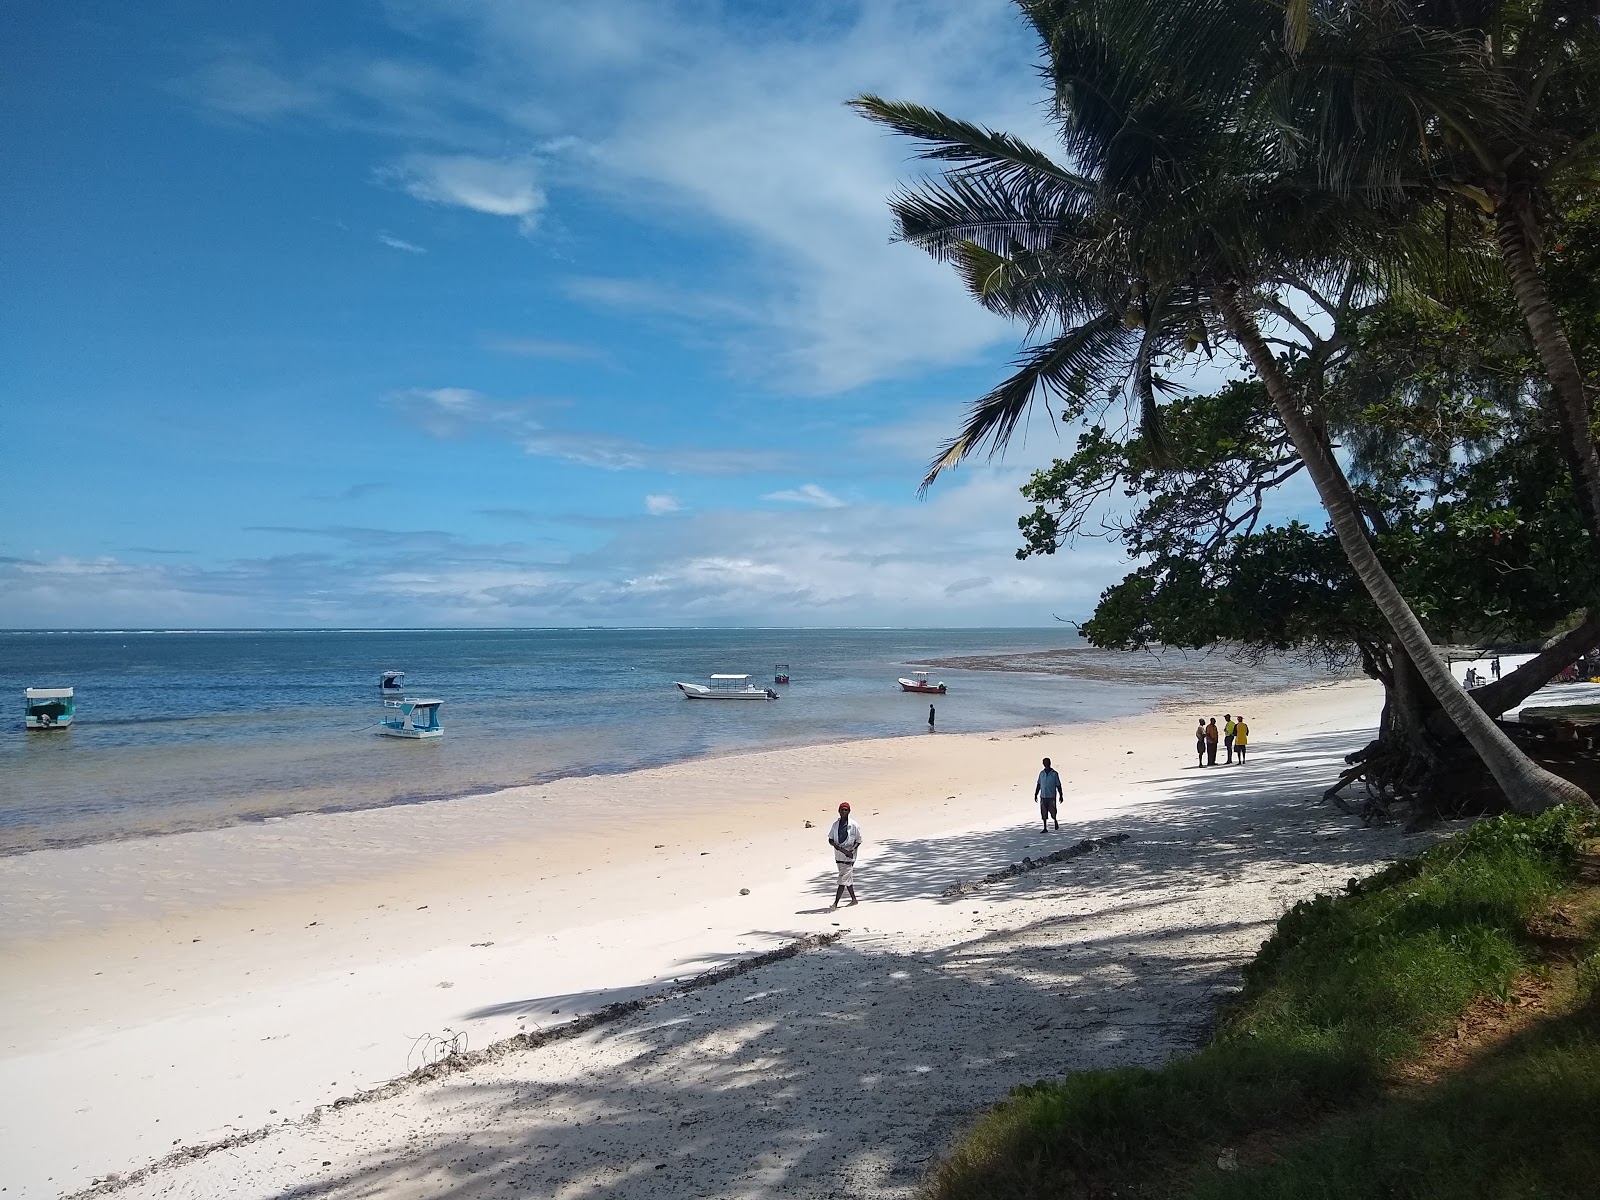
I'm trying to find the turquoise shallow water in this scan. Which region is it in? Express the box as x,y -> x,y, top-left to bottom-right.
0,628 -> 1326,854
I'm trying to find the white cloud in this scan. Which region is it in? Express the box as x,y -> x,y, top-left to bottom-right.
189,55 -> 327,119
387,154 -> 546,232
377,233 -> 427,253
482,336 -> 611,364
0,467 -> 1129,628
645,493 -> 681,515
763,483 -> 845,509
389,385 -> 790,474
188,1 -> 1054,393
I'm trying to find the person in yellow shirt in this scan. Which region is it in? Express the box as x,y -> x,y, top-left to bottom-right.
1223,713 -> 1237,764
1233,717 -> 1249,764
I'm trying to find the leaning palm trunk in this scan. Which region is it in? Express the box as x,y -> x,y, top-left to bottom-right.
1217,285 -> 1594,814
1494,202 -> 1600,549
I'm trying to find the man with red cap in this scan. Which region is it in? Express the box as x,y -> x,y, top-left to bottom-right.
828,801 -> 862,908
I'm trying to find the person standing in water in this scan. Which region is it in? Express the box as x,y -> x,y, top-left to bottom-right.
1234,716 -> 1250,763
1195,719 -> 1207,767
1035,756 -> 1063,832
828,801 -> 862,908
1223,713 -> 1236,764
928,703 -> 936,730
1205,717 -> 1220,765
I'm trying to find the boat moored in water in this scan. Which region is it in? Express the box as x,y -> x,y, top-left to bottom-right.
774,663 -> 791,685
676,674 -> 779,700
379,696 -> 444,738
24,687 -> 75,729
380,670 -> 406,693
897,671 -> 947,695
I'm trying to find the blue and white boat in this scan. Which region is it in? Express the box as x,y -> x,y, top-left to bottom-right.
24,687 -> 75,729
379,696 -> 444,739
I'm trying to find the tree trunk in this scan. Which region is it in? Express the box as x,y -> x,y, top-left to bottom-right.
1495,200 -> 1600,551
1217,285 -> 1594,814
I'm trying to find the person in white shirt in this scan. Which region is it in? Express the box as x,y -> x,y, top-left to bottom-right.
828,801 -> 862,908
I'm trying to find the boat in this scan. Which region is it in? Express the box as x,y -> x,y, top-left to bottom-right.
774,663 -> 791,685
24,687 -> 75,729
380,670 -> 405,693
379,696 -> 444,738
897,671 -> 947,695
675,674 -> 779,700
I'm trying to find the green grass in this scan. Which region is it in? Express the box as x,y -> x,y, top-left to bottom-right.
1190,992 -> 1600,1200
926,808 -> 1596,1200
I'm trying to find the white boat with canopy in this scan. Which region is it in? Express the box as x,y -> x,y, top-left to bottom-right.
24,687 -> 75,729
379,696 -> 444,738
675,674 -> 779,700
379,670 -> 405,694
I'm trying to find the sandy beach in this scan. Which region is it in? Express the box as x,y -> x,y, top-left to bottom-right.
0,676 -> 1438,1199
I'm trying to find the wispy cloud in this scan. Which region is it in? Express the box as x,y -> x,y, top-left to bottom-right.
313,482 -> 388,503
763,483 -> 845,509
376,232 -> 426,254
385,154 -> 546,233
482,335 -> 613,364
2,468 -> 1117,627
188,53 -> 327,119
645,493 -> 681,515
389,386 -> 789,474
184,1 -> 1050,393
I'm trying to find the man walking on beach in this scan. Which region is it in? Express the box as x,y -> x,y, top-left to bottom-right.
1223,713 -> 1236,764
1035,757 -> 1062,831
1234,716 -> 1249,764
828,801 -> 862,908
1205,718 -> 1220,766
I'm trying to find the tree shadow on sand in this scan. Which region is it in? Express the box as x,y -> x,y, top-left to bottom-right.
213,721 -> 1445,1200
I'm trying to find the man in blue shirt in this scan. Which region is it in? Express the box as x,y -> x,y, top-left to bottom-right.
1035,757 -> 1063,831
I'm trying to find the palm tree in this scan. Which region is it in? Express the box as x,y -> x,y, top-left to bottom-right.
851,0 -> 1593,811
1270,0 -> 1600,548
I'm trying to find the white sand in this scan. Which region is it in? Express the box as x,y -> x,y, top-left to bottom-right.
0,677 -> 1438,1199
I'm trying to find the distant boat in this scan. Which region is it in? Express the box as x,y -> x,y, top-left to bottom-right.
676,674 -> 779,700
379,697 -> 444,738
774,663 -> 791,685
897,671 -> 947,695
24,687 -> 75,729
380,670 -> 405,693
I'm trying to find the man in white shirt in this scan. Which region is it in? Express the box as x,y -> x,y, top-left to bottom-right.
1035,757 -> 1063,831
828,801 -> 862,908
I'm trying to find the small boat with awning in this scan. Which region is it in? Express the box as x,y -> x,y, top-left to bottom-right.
897,671 -> 947,695
24,687 -> 75,729
379,696 -> 444,738
675,674 -> 779,700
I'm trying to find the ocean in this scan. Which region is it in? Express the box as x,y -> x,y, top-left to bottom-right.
0,628 -> 1330,854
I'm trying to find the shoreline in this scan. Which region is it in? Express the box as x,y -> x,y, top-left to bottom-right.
3,675 -> 1385,1198
2,639 -> 1345,860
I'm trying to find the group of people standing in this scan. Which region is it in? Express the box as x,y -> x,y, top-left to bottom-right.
1195,713 -> 1248,766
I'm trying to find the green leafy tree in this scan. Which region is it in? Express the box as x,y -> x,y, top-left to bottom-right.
852,0 -> 1593,810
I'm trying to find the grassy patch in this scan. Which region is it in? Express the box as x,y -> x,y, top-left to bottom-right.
926,808 -> 1595,1200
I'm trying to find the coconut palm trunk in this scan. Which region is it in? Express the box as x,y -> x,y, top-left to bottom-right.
1493,201 -> 1600,549
1217,285 -> 1593,813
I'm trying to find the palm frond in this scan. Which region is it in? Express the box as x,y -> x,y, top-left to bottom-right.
921,311 -> 1133,491
849,95 -> 1092,193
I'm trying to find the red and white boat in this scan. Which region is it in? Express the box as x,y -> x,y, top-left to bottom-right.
897,671 -> 947,694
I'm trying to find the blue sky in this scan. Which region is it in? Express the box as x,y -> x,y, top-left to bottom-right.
3,0 -> 1260,628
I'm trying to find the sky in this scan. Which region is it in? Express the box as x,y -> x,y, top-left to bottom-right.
3,0 -> 1268,629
